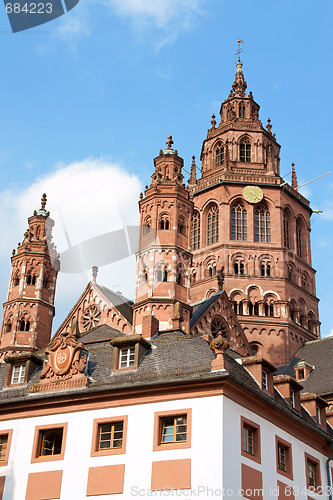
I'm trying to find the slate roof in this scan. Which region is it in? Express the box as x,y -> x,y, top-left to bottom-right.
276,335 -> 333,396
190,292 -> 223,328
95,283 -> 133,324
0,326 -> 331,443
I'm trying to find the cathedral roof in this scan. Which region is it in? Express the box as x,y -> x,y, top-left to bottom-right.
276,335 -> 333,397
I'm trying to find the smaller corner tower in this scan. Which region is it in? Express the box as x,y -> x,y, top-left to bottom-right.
132,136 -> 194,336
0,194 -> 60,359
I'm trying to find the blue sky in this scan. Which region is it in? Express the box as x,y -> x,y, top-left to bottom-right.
0,0 -> 332,337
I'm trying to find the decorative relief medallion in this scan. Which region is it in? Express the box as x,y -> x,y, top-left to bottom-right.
30,320 -> 87,392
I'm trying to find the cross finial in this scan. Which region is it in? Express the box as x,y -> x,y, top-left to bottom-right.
166,135 -> 174,149
236,39 -> 244,62
41,193 -> 47,211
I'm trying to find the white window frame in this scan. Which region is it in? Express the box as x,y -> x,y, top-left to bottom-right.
262,370 -> 268,391
290,389 -> 295,408
11,364 -> 26,385
118,347 -> 135,369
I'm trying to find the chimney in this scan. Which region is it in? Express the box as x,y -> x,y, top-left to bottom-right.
142,314 -> 159,339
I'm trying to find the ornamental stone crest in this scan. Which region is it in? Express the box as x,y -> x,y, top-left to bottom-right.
30,320 -> 87,392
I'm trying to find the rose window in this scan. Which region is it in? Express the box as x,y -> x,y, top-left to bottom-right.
211,315 -> 228,338
82,305 -> 101,331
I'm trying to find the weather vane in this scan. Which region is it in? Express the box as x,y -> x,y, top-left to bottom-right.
236,39 -> 244,62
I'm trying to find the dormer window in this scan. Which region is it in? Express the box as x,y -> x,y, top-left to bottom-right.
316,406 -> 321,425
11,364 -> 26,385
118,348 -> 135,369
290,389 -> 295,408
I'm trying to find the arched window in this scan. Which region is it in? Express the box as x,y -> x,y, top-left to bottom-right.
159,215 -> 170,230
20,320 -> 30,332
260,262 -> 271,277
191,212 -> 200,251
142,267 -> 148,283
239,104 -> 245,118
234,261 -> 245,275
254,206 -> 271,242
190,271 -> 196,284
178,218 -> 186,235
143,217 -> 151,235
215,144 -> 224,167
207,205 -> 219,245
240,140 -> 251,162
231,204 -> 247,241
6,318 -> 12,333
283,213 -> 290,248
296,220 -> 302,258
26,275 -> 32,285
13,273 -> 19,287
176,265 -> 185,286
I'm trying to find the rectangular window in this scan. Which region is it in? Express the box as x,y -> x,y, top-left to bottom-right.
98,422 -> 123,450
290,389 -> 295,408
119,347 -> 135,369
39,428 -> 63,456
0,435 -> 8,462
91,416 -> 127,457
160,416 -> 187,444
243,426 -> 254,455
305,453 -> 321,492
276,436 -> 293,480
31,423 -> 67,463
153,409 -> 191,451
11,364 -> 26,385
241,417 -> 261,464
316,407 -> 321,425
278,445 -> 286,471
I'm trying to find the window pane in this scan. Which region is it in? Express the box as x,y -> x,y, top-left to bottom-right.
0,435 -> 8,461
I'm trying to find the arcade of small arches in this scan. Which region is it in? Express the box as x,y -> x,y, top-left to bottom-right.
190,201 -> 272,251
211,135 -> 276,168
4,312 -> 32,334
142,214 -> 187,235
11,267 -> 52,290
190,254 -> 275,285
140,261 -> 188,287
287,262 -> 312,294
231,288 -> 277,318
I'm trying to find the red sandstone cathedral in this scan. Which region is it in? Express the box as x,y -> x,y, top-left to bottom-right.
0,57 -> 332,500
0,57 -> 320,368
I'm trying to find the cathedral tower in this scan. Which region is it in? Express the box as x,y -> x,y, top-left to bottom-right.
0,194 -> 60,358
132,137 -> 193,336
188,59 -> 320,365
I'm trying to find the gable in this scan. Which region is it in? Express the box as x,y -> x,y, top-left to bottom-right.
54,282 -> 133,338
190,291 -> 251,356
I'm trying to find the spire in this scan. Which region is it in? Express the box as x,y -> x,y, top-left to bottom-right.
37,193 -> 49,217
232,39 -> 247,96
189,155 -> 197,185
291,163 -> 298,189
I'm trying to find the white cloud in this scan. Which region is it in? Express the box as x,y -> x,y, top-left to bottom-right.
0,158 -> 142,333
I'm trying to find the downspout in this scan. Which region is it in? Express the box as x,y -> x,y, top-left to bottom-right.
326,448 -> 333,500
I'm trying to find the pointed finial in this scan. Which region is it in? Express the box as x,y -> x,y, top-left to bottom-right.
41,193 -> 47,210
92,266 -> 98,283
232,42 -> 247,96
211,114 -> 216,129
267,118 -> 272,134
291,163 -> 298,189
189,155 -> 197,185
166,135 -> 174,150
36,193 -> 49,216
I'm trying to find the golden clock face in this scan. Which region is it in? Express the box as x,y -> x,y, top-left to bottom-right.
242,185 -> 264,204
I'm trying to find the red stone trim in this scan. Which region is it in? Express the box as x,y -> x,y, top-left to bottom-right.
241,416 -> 261,464
275,435 -> 293,480
29,377 -> 87,393
0,429 -> 12,467
153,408 -> 192,451
31,423 -> 68,464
